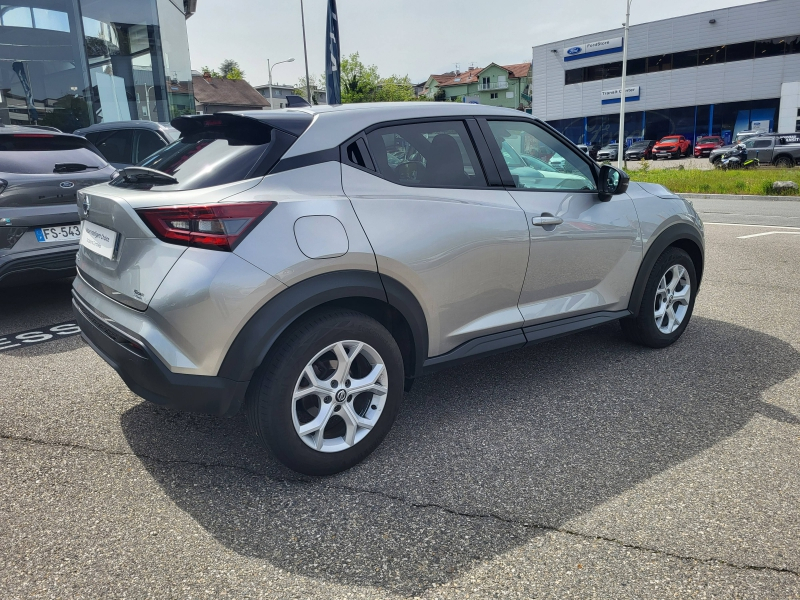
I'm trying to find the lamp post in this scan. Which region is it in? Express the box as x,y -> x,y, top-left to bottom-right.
268,58 -> 295,110
144,84 -> 155,121
300,0 -> 312,103
617,0 -> 632,169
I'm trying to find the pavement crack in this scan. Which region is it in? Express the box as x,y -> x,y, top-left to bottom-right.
3,432 -> 799,579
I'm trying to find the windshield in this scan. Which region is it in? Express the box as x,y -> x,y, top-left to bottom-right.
602,144 -> 618,150
629,141 -> 649,148
697,137 -> 721,144
660,137 -> 680,143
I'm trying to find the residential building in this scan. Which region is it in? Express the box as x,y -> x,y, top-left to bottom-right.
533,0 -> 800,147
0,0 -> 197,132
193,72 -> 269,113
421,63 -> 532,109
253,83 -> 295,109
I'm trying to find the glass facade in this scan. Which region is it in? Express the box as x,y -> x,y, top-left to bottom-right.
547,99 -> 782,147
0,0 -> 193,132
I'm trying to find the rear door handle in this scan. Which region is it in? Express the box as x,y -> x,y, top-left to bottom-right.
531,216 -> 563,227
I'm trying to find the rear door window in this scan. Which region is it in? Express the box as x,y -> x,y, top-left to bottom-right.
365,121 -> 487,188
93,130 -> 134,165
0,134 -> 107,174
135,130 -> 167,163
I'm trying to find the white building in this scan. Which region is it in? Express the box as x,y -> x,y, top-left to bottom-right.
532,0 -> 800,147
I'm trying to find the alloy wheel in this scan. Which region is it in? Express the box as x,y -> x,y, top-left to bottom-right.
654,264 -> 691,334
291,340 -> 388,453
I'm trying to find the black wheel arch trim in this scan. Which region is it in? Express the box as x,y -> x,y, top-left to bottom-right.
216,269 -> 429,383
628,222 -> 704,317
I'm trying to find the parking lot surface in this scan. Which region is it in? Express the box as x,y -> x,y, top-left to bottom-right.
1,198 -> 799,599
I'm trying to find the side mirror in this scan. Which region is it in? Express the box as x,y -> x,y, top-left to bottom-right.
598,164 -> 629,201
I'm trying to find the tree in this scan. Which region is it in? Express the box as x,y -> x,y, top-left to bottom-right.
200,65 -> 220,78
294,74 -> 327,104
219,59 -> 245,80
338,52 -> 418,103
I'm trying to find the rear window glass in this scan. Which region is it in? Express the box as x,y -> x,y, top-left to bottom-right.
130,122 -> 274,191
0,134 -> 107,174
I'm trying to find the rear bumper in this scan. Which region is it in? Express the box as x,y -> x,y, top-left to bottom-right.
0,245 -> 78,287
72,292 -> 248,417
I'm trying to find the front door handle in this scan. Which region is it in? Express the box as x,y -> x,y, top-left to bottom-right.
531,216 -> 563,227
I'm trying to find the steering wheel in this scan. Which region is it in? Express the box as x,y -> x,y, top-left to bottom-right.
394,160 -> 426,182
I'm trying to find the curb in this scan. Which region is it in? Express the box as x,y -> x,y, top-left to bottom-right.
681,193 -> 800,202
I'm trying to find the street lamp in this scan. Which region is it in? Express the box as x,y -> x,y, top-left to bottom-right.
617,0 -> 632,169
144,84 -> 155,121
268,58 -> 295,110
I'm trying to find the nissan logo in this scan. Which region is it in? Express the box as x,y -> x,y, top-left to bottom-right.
60,181 -> 75,189
567,46 -> 582,55
82,195 -> 91,217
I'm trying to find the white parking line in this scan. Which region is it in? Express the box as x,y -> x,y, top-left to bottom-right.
705,222 -> 800,230
737,231 -> 800,239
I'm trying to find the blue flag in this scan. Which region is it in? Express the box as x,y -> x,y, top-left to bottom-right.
325,0 -> 341,105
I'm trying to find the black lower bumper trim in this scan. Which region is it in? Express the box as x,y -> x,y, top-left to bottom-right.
72,294 -> 248,417
0,248 -> 77,287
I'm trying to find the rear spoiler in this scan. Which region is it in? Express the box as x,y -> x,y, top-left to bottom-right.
171,111 -> 313,138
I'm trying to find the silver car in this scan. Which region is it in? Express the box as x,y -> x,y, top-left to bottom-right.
72,104 -> 704,475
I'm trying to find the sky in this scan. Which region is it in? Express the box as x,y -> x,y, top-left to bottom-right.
186,0 -> 768,88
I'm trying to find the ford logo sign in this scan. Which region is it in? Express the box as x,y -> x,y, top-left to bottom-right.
567,46 -> 582,55
60,181 -> 75,189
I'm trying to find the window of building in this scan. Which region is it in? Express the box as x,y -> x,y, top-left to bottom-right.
673,49 -> 698,69
754,38 -> 786,58
565,68 -> 584,85
587,64 -> 605,82
626,57 -> 646,76
787,36 -> 800,55
365,121 -> 486,188
724,42 -> 754,62
604,61 -> 623,79
647,54 -> 672,73
490,92 -> 498,99
487,120 -> 596,191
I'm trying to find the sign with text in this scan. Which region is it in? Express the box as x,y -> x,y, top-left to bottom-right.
601,85 -> 640,104
564,37 -> 623,62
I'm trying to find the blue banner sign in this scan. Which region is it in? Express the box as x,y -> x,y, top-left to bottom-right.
564,37 -> 623,62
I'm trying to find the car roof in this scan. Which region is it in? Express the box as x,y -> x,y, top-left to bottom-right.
225,103 -> 543,159
73,120 -> 177,134
0,125 -> 86,140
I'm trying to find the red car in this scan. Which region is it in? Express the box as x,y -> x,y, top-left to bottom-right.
653,135 -> 692,160
694,136 -> 724,158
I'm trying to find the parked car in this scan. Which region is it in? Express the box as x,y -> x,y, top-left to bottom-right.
708,132 -> 800,166
624,140 -> 655,161
596,143 -> 619,161
0,126 -> 116,287
73,105 -> 704,475
693,136 -> 724,158
653,135 -> 692,159
73,120 -> 179,168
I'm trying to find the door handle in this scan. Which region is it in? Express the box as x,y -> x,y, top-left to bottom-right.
531,216 -> 563,227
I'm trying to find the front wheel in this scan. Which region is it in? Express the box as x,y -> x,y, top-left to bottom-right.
621,247 -> 697,348
246,309 -> 405,475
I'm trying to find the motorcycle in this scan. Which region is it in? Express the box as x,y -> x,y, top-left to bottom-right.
716,143 -> 760,170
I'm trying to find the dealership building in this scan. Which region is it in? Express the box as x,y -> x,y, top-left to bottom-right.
0,0 -> 196,132
532,0 -> 800,148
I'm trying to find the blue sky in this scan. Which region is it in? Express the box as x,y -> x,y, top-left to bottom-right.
187,0 -> 768,87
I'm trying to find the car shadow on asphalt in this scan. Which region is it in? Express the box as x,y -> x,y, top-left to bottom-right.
120,317 -> 799,595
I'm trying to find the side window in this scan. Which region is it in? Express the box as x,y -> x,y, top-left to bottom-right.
93,129 -> 134,164
487,120 -> 596,191
365,121 -> 487,188
752,139 -> 772,149
136,130 -> 167,163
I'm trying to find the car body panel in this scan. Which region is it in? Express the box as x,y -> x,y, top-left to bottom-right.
507,189 -> 641,325
341,164 -> 530,357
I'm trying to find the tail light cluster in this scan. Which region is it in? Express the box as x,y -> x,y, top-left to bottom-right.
136,202 -> 276,251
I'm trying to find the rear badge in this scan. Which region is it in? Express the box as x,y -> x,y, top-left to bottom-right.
60,181 -> 75,189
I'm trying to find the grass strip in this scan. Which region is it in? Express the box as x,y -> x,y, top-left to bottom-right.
629,166 -> 800,196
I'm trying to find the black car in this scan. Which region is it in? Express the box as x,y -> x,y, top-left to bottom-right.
0,126 -> 116,287
624,140 -> 655,161
73,120 -> 179,168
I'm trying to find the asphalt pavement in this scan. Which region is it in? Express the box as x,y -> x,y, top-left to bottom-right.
1,197 -> 799,599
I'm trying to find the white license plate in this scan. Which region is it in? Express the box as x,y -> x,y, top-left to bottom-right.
79,221 -> 118,259
35,224 -> 81,243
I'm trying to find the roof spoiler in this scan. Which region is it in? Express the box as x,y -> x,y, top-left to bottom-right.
285,95 -> 311,108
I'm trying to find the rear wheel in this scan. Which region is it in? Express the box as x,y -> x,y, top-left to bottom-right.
621,247 -> 697,348
246,309 -> 404,475
774,156 -> 794,169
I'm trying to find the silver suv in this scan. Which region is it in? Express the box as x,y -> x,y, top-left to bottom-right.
72,104 -> 704,475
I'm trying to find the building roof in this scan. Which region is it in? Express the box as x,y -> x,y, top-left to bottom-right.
439,67 -> 483,87
503,62 -> 531,78
192,75 -> 270,108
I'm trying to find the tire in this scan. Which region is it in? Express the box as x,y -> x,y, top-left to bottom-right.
245,309 -> 405,475
774,156 -> 794,169
620,247 -> 697,349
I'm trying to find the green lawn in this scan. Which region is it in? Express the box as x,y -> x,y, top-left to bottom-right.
629,167 -> 800,196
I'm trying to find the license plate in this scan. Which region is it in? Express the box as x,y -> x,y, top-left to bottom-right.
79,221 -> 118,259
35,224 -> 81,243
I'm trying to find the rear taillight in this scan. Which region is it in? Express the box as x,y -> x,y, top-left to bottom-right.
136,202 -> 276,251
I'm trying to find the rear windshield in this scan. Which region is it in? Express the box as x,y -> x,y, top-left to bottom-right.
127,118 -> 286,191
0,134 -> 107,175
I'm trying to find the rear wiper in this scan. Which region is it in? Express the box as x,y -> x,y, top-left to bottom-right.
118,166 -> 179,185
54,163 -> 99,173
